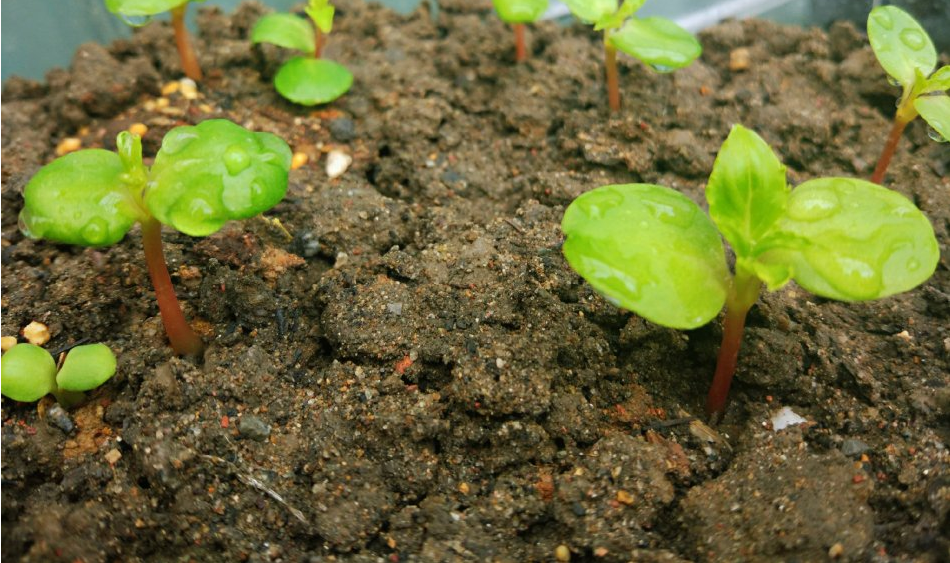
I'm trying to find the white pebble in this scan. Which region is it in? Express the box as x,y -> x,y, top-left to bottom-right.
326,150 -> 352,179
771,406 -> 807,431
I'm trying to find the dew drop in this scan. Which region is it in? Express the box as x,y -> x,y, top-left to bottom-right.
899,28 -> 926,51
806,250 -> 881,300
81,218 -> 110,246
171,197 -> 216,235
650,63 -> 675,73
160,129 -> 198,155
222,182 -> 252,214
787,189 -> 840,221
927,126 -> 948,143
19,213 -> 46,239
887,76 -> 902,88
872,11 -> 894,30
119,13 -> 152,27
250,179 -> 266,205
638,194 -> 695,228
906,257 -> 920,272
223,144 -> 252,176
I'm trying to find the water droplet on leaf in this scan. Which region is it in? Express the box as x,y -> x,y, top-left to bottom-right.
872,11 -> 894,30
161,129 -> 198,155
787,189 -> 840,221
81,218 -> 109,246
899,28 -> 926,51
223,144 -> 252,176
927,126 -> 948,143
119,13 -> 152,27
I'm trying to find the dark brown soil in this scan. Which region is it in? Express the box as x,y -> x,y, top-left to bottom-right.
2,1 -> 949,561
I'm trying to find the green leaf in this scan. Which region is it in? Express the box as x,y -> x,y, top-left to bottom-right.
594,0 -> 644,31
1,344 -> 57,402
706,125 -> 788,259
562,184 -> 729,329
922,66 -> 950,94
608,16 -> 701,70
915,95 -> 950,142
563,0 -> 617,25
105,0 -> 191,17
19,149 -> 144,247
147,120 -> 292,237
766,178 -> 938,301
491,0 -> 549,23
867,5 -> 936,89
56,344 -> 117,392
306,0 -> 335,34
251,13 -> 316,55
274,56 -> 353,106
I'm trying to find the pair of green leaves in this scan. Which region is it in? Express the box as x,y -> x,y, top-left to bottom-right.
868,6 -> 949,140
1,343 -> 116,403
19,119 -> 292,245
561,125 -> 939,329
492,0 -> 549,24
251,0 -> 353,106
564,0 -> 701,71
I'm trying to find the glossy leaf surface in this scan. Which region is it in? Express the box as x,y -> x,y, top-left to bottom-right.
1,344 -> 57,402
491,0 -> 549,23
707,125 -> 788,258
147,120 -> 292,237
867,6 -> 936,88
274,57 -> 353,106
56,344 -> 118,392
563,0 -> 617,24
766,178 -> 938,301
915,95 -> 950,141
609,17 -> 701,70
562,184 -> 729,329
19,149 -> 143,247
251,13 -> 316,55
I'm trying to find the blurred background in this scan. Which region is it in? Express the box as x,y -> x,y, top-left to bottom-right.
2,0 -> 947,82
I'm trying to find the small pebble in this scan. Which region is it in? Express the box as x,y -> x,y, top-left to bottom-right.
458,482 -> 470,494
1,336 -> 18,352
729,47 -> 751,71
616,490 -> 634,505
841,439 -> 870,457
386,302 -> 404,316
128,122 -> 148,137
291,152 -> 309,170
104,448 -> 122,465
593,547 -> 609,557
179,78 -> 198,100
828,542 -> 845,558
161,81 -> 180,96
22,321 -> 50,346
554,545 -> 571,562
328,117 -> 356,142
238,415 -> 271,441
46,404 -> 75,433
326,150 -> 352,179
56,137 -> 82,156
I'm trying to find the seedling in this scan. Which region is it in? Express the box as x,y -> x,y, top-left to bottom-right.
251,0 -> 353,105
1,343 -> 116,406
19,119 -> 292,356
105,0 -> 206,81
492,0 -> 549,62
563,0 -> 701,112
867,5 -> 949,184
561,125 -> 938,417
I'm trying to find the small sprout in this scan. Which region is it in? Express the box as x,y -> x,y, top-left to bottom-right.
251,0 -> 353,105
19,119 -> 292,355
564,0 -> 701,112
105,0 -> 206,81
867,5 -> 949,184
561,125 -> 938,417
1,343 -> 117,406
491,0 -> 549,62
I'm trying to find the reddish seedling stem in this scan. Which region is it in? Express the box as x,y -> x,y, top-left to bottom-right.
315,29 -> 326,59
171,4 -> 203,81
870,117 -> 909,185
605,43 -> 620,113
141,218 -> 204,356
513,23 -> 527,62
706,270 -> 761,417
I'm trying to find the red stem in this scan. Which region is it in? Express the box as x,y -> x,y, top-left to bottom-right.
513,23 -> 527,62
141,218 -> 204,356
870,117 -> 908,185
171,4 -> 203,81
605,42 -> 620,113
705,305 -> 750,417
315,29 -> 325,59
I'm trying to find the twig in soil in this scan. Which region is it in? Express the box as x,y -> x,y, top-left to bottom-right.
201,454 -> 310,526
644,416 -> 696,432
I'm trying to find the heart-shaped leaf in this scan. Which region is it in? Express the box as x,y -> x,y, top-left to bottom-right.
274,56 -> 353,106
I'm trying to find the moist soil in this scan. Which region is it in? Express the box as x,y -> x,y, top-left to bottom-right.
2,1 -> 949,561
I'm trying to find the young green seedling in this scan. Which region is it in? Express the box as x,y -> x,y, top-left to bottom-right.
492,0 -> 549,62
1,343 -> 117,407
561,125 -> 938,417
251,0 -> 353,105
105,0 -> 206,81
867,5 -> 949,184
563,0 -> 701,112
19,119 -> 292,356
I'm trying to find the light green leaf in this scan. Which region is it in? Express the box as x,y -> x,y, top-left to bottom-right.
594,0 -> 644,31
608,16 -> 701,70
147,120 -> 292,237
766,178 -> 938,301
251,13 -> 316,55
706,125 -> 788,259
491,0 -> 549,23
19,149 -> 144,247
922,65 -> 950,94
563,0 -> 617,25
1,344 -> 57,402
56,344 -> 117,392
105,0 -> 200,17
562,184 -> 729,329
915,95 -> 950,142
867,6 -> 936,88
305,0 -> 335,34
274,56 -> 353,106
